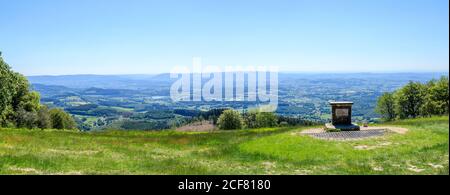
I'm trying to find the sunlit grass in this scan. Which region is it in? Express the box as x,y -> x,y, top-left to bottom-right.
0,116 -> 448,175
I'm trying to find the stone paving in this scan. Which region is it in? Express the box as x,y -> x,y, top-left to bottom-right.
302,129 -> 388,140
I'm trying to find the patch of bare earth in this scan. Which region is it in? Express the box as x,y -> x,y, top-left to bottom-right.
372,166 -> 384,172
47,149 -> 100,155
383,127 -> 409,134
52,171 -> 84,175
176,121 -> 216,132
8,166 -> 84,175
8,166 -> 43,174
298,128 -> 325,134
427,163 -> 444,169
407,164 -> 425,173
354,142 -> 392,150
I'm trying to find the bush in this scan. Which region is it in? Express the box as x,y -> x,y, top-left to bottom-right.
15,108 -> 38,129
49,108 -> 77,130
255,112 -> 278,128
243,111 -> 278,128
242,111 -> 258,128
277,115 -> 318,126
217,110 -> 243,130
37,106 -> 52,129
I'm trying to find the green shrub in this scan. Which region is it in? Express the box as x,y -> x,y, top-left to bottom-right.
49,108 -> 77,130
217,110 -> 243,130
255,112 -> 278,128
37,106 -> 52,129
243,111 -> 278,128
242,111 -> 258,128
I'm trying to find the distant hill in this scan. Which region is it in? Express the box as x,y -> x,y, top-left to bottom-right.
28,74 -> 173,89
28,72 -> 448,89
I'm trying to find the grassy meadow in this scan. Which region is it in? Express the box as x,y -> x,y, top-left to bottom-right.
0,116 -> 448,175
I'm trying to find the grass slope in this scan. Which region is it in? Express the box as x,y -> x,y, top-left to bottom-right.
0,116 -> 448,175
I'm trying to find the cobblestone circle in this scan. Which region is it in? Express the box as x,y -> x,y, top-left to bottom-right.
303,129 -> 387,140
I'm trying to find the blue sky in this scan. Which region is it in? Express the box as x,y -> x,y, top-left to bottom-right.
0,0 -> 448,75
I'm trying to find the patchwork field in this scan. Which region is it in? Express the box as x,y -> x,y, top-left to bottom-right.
0,116 -> 448,175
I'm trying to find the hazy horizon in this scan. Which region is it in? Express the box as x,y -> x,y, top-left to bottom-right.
24,71 -> 450,77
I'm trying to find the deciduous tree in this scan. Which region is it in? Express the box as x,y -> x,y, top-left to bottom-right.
217,110 -> 243,130
376,92 -> 396,121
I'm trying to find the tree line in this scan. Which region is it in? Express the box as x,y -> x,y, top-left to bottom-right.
0,52 -> 76,130
216,109 -> 319,130
376,76 -> 449,121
